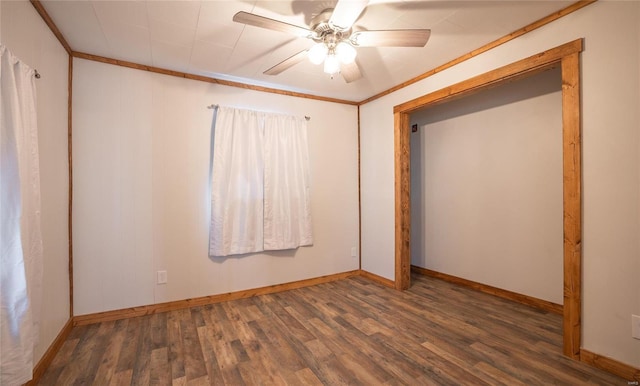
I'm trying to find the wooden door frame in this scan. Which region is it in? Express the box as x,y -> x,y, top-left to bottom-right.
393,39 -> 583,358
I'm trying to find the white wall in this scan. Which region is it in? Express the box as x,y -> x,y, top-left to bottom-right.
72,58 -> 360,315
410,68 -> 563,304
1,0 -> 70,365
361,1 -> 640,367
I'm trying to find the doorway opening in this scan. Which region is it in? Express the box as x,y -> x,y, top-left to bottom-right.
393,39 -> 583,358
409,67 -> 563,307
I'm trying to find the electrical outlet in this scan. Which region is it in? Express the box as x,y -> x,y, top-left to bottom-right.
157,270 -> 167,284
633,315 -> 640,340
351,247 -> 357,258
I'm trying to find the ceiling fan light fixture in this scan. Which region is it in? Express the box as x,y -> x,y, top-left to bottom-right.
323,53 -> 340,75
336,42 -> 356,64
308,43 -> 328,65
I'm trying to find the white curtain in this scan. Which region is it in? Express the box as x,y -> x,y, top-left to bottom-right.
210,107 -> 265,256
263,114 -> 312,250
0,45 -> 43,385
209,106 -> 312,256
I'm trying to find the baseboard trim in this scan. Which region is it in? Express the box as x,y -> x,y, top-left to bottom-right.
24,317 -> 74,386
359,270 -> 395,288
411,266 -> 563,315
73,270 -> 360,326
580,349 -> 640,382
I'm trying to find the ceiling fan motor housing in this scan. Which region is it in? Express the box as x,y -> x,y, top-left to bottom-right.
311,8 -> 354,48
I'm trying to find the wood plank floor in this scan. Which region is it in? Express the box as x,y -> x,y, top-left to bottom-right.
38,274 -> 628,385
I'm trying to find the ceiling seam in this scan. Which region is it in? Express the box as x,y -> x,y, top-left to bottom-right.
144,1 -> 154,67
90,1 -> 113,55
186,2 -> 203,74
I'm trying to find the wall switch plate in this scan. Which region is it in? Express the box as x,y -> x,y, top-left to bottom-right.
633,315 -> 640,340
351,247 -> 357,258
157,270 -> 167,284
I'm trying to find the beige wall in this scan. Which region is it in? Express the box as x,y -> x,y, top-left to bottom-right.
360,1 -> 640,368
410,68 -> 563,304
72,58 -> 360,315
1,0 -> 70,364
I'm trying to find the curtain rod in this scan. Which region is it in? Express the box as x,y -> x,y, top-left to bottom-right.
34,69 -> 41,79
207,104 -> 310,121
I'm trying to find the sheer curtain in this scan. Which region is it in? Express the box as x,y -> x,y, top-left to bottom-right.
209,106 -> 312,256
0,45 -> 43,385
263,113 -> 312,250
209,107 -> 265,256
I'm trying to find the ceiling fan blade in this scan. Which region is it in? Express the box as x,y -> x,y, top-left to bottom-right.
351,29 -> 431,47
329,0 -> 369,31
233,11 -> 311,38
341,61 -> 362,83
264,50 -> 308,75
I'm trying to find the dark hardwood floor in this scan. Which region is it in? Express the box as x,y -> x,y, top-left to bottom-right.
38,274 -> 628,385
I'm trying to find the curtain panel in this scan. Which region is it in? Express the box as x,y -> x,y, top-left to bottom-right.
209,106 -> 312,257
0,45 -> 43,385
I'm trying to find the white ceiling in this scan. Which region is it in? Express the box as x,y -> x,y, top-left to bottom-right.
40,0 -> 573,102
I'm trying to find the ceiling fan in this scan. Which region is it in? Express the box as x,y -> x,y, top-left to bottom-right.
232,0 -> 431,83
